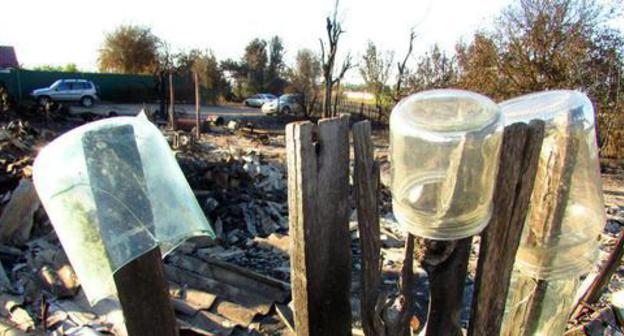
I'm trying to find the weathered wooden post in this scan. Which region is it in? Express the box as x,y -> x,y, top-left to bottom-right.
194,72 -> 201,139
468,120 -> 545,336
353,120 -> 416,336
352,121 -> 381,335
168,71 -> 176,131
286,116 -> 352,336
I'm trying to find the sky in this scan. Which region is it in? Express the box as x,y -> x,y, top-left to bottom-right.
2,0 -> 514,83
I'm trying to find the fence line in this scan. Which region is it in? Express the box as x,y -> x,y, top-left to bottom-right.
310,100 -> 391,122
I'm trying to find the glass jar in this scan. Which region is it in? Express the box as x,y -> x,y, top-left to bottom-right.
33,114 -> 214,304
390,89 -> 503,239
502,90 -> 605,279
500,90 -> 605,336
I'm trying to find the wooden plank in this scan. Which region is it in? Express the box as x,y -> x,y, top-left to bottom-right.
209,299 -> 257,327
286,120 -> 316,336
572,229 -> 624,318
169,254 -> 289,303
165,265 -> 273,315
286,116 -> 352,336
169,282 -> 217,311
468,121 -> 545,336
352,121 -> 382,336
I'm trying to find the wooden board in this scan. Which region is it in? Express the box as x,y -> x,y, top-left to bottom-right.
286,116 -> 352,336
468,121 -> 545,336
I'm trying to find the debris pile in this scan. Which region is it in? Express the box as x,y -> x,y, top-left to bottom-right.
0,120 -> 42,187
177,147 -> 288,240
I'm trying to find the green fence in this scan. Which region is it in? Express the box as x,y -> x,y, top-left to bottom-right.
0,69 -> 185,103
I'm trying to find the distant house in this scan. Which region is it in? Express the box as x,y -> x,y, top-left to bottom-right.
0,46 -> 18,69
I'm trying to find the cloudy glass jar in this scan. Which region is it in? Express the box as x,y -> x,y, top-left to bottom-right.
502,90 -> 605,279
390,89 -> 503,240
500,90 -> 605,336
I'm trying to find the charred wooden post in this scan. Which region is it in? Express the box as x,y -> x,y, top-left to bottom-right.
418,237 -> 472,336
115,248 -> 178,336
286,116 -> 352,336
468,121 -> 545,336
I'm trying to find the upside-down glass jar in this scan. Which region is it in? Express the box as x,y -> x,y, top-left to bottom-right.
503,90 -> 605,279
390,89 -> 503,240
33,114 -> 214,304
500,90 -> 605,336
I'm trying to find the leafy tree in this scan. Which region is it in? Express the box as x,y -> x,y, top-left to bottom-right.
456,0 -> 624,157
456,34 -> 506,100
243,38 -> 268,95
221,58 -> 248,100
267,36 -> 287,93
191,50 -> 228,104
174,49 -> 204,74
288,49 -> 322,115
359,41 -> 394,110
32,63 -> 80,72
97,25 -> 160,74
408,44 -> 458,91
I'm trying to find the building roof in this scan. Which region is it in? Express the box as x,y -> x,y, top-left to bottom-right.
0,46 -> 18,69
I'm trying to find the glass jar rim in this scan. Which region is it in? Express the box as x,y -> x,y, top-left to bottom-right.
391,89 -> 501,133
501,90 -> 594,127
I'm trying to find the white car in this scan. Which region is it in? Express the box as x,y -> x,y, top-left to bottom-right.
243,93 -> 277,108
31,79 -> 99,107
262,94 -> 304,115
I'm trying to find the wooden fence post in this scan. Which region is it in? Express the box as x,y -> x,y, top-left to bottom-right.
286,116 -> 352,336
353,120 -> 417,336
417,237 -> 472,336
115,248 -> 179,336
168,72 -> 176,131
352,121 -> 381,335
194,72 -> 201,139
468,121 -> 545,336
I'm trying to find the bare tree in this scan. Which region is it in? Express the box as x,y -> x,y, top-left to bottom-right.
393,29 -> 417,103
333,54 -> 355,115
320,0 -> 349,118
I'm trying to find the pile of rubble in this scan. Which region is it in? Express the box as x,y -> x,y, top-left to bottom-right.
0,122 -> 296,335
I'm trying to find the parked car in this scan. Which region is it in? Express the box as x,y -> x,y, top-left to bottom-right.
243,93 -> 276,107
262,94 -> 304,115
31,79 -> 99,107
